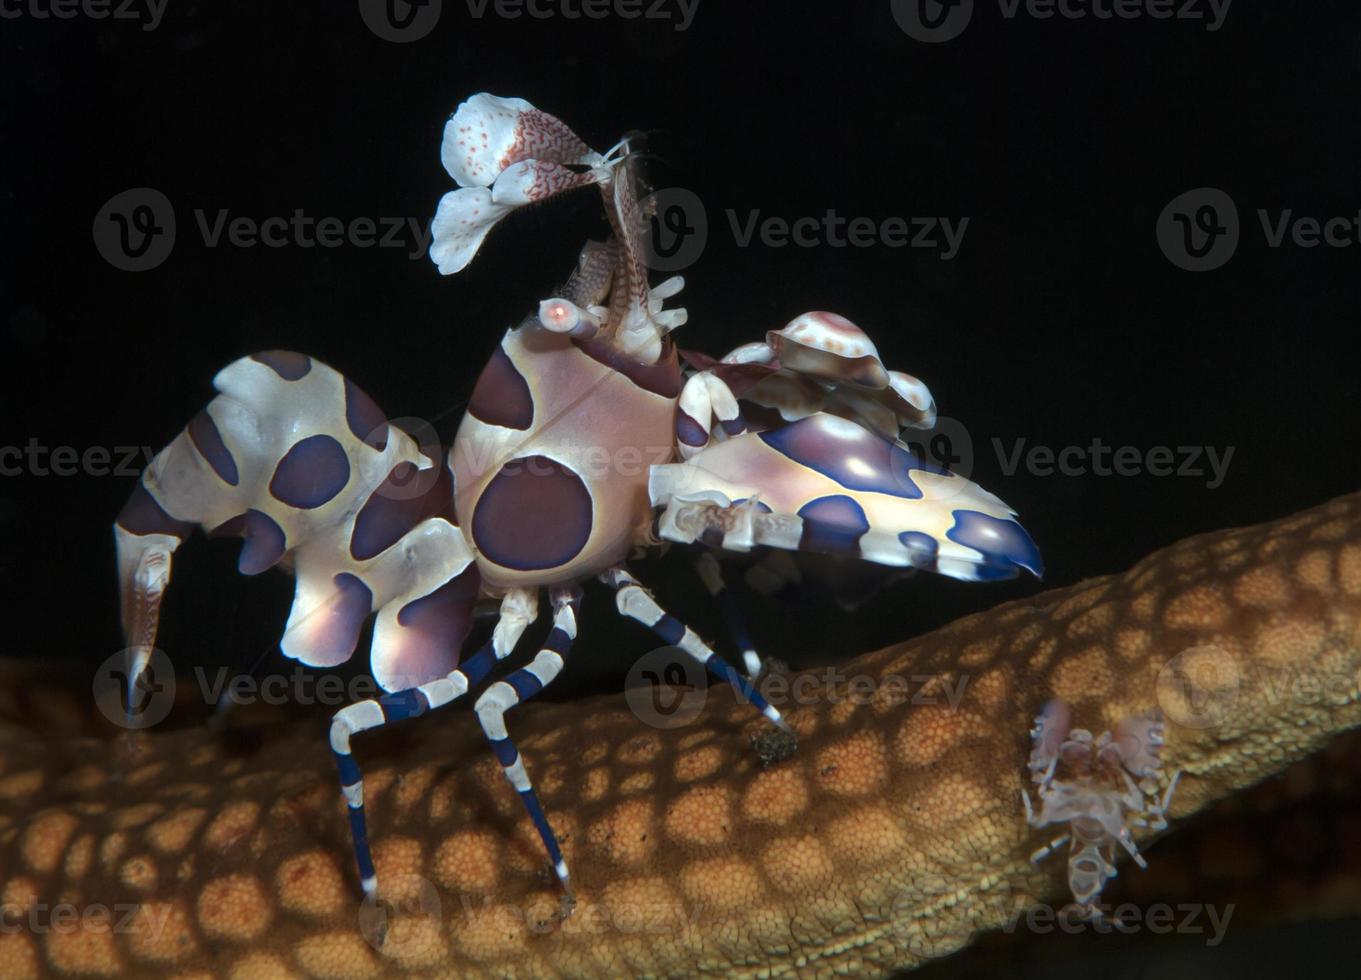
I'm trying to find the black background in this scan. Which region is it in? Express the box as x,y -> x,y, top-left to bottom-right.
4,1 -> 1359,677
2,2 -> 1360,976
2,3 -> 1359,671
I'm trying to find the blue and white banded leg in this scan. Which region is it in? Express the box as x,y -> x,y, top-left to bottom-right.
694,552 -> 763,679
473,586 -> 583,897
329,587 -> 539,895
603,566 -> 791,733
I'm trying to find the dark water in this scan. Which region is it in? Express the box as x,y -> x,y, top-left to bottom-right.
2,2 -> 1359,974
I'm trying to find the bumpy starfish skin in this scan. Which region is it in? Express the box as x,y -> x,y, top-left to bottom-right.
1,493 -> 1358,977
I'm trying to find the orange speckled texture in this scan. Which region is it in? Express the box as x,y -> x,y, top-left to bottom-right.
0,493 -> 1359,977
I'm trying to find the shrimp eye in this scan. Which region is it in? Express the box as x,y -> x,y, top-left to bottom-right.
538,297 -> 581,333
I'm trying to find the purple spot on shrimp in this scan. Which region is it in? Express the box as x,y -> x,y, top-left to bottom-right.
897,530 -> 939,565
469,344 -> 535,430
269,435 -> 350,509
251,350 -> 312,381
234,509 -> 287,575
676,410 -> 707,447
719,416 -> 747,437
350,458 -> 455,562
187,409 -> 238,486
1113,710 -> 1164,778
116,481 -> 196,538
344,378 -> 388,451
1032,698 -> 1072,769
759,415 -> 926,500
797,494 -> 869,555
284,573 -> 374,668
574,335 -> 683,398
471,455 -> 593,571
378,563 -> 481,689
946,510 -> 1044,578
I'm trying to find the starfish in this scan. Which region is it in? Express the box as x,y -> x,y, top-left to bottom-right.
0,492 -> 1357,977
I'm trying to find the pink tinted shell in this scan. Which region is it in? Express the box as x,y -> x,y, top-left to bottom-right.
825,370 -> 937,438
886,371 -> 937,428
759,313 -> 936,437
721,341 -> 776,365
440,93 -> 600,188
1029,698 -> 1072,776
766,312 -> 891,389
742,371 -> 827,425
1113,710 -> 1165,778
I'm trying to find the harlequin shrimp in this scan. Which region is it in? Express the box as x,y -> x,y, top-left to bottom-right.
113,93 -> 1043,902
1022,698 -> 1182,918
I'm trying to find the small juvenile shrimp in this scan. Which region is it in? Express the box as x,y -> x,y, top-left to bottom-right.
1021,698 -> 1181,918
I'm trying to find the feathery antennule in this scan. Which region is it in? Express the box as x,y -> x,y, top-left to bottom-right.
427,97 -> 685,364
